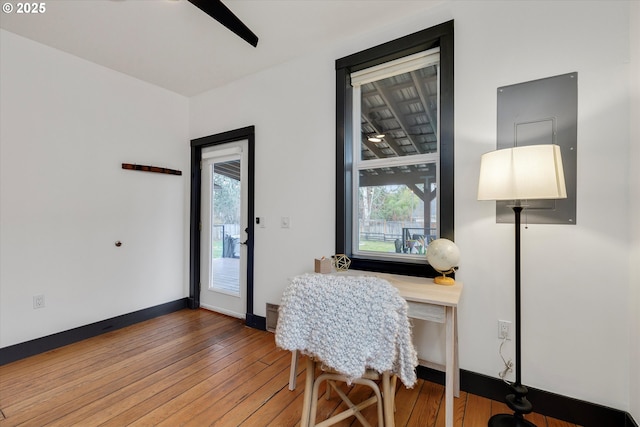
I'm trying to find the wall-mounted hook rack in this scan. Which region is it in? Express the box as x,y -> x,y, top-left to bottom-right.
122,163 -> 182,176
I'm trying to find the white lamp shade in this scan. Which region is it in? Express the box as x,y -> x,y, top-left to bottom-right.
477,144 -> 567,201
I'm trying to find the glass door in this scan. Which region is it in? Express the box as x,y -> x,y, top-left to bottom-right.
200,140 -> 248,318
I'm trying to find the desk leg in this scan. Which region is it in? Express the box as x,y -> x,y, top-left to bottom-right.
289,350 -> 298,391
454,307 -> 460,397
300,357 -> 314,427
445,306 -> 454,427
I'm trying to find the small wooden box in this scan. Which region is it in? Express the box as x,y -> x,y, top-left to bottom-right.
314,258 -> 332,274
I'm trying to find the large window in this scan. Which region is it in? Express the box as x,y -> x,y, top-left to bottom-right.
336,21 -> 454,277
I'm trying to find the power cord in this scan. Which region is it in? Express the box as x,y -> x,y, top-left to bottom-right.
498,336 -> 513,384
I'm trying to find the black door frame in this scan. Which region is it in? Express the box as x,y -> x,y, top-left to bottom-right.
189,126 -> 260,328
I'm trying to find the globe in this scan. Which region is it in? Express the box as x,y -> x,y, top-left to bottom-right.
426,238 -> 460,285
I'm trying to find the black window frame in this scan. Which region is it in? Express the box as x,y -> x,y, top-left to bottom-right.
335,20 -> 454,277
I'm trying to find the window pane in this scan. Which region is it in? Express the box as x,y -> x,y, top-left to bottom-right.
357,164 -> 437,257
336,20 -> 453,277
360,64 -> 438,161
211,160 -> 241,295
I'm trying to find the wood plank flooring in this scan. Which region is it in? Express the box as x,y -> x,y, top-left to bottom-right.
211,257 -> 240,295
0,309 -> 580,427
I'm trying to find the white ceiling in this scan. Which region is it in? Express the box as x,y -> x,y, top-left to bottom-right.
0,0 -> 443,97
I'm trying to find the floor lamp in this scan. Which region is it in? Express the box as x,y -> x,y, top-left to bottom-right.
478,144 -> 567,427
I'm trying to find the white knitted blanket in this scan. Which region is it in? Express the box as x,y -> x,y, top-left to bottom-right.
275,273 -> 417,387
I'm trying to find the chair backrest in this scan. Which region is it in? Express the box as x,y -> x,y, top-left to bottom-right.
275,273 -> 418,387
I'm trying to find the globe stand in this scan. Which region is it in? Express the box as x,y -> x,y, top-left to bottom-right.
433,267 -> 457,286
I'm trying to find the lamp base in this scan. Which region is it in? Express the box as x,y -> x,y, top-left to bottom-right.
488,382 -> 535,426
434,276 -> 455,285
488,414 -> 537,427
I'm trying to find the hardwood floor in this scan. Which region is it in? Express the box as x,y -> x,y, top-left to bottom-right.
0,309 -> 580,427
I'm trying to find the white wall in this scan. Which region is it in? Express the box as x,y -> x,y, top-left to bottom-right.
453,0 -> 632,412
191,0 -> 636,414
0,30 -> 190,348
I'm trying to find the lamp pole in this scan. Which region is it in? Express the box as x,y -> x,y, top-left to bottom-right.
488,205 -> 536,427
514,205 -> 523,387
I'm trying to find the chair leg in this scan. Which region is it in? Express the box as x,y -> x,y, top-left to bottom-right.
309,368 -> 327,426
289,350 -> 299,391
390,374 -> 398,413
382,372 -> 395,427
300,358 -> 315,427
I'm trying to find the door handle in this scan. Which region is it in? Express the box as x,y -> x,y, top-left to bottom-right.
241,228 -> 250,245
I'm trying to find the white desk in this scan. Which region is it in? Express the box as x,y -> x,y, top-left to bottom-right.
287,270 -> 463,427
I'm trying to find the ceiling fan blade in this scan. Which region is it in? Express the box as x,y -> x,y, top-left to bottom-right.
188,0 -> 258,47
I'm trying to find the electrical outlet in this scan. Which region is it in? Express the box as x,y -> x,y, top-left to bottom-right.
33,295 -> 45,309
280,216 -> 290,228
498,320 -> 511,340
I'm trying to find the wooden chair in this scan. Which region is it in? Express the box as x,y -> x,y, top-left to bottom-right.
300,356 -> 397,427
275,274 -> 417,427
